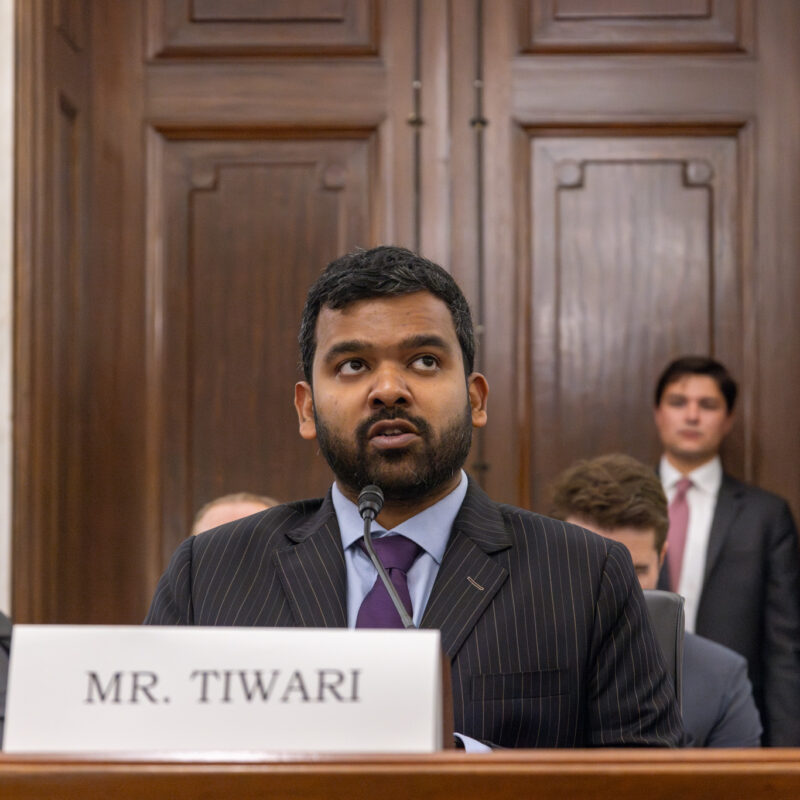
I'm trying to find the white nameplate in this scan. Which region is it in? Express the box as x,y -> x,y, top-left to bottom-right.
3,625 -> 444,753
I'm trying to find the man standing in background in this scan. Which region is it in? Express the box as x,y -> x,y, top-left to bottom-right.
653,355 -> 800,745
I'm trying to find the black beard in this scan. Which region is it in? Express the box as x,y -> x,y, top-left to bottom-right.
314,404 -> 473,505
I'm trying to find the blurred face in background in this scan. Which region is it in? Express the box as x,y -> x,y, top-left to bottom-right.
192,499 -> 274,536
654,375 -> 733,472
566,517 -> 664,591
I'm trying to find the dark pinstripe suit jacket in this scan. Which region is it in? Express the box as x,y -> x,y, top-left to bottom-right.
146,481 -> 682,748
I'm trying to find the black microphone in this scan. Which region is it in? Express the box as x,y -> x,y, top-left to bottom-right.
357,485 -> 416,629
357,484 -> 384,522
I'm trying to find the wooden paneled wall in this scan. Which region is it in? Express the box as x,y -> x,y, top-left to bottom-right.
15,0 -> 90,621
141,0 -> 424,573
481,0 -> 800,514
14,0 -> 800,623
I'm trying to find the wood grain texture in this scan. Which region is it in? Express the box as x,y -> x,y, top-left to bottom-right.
147,0 -> 379,58
1,750 -> 800,800
526,134 -> 743,507
13,0 -> 90,623
53,0 -> 87,51
81,0 -> 151,623
753,1 -> 800,524
522,0 -> 752,53
146,62 -> 388,126
481,0 -> 796,525
149,133 -> 375,561
13,0 -> 800,625
14,1 -> 427,623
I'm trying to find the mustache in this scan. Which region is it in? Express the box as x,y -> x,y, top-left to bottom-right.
355,409 -> 431,442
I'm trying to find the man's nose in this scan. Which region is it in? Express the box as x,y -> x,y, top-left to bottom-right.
685,402 -> 701,421
367,364 -> 411,408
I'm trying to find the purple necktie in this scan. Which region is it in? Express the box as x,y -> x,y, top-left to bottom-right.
667,477 -> 692,592
356,535 -> 421,628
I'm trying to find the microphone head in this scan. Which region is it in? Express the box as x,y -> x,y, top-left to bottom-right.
358,485 -> 384,521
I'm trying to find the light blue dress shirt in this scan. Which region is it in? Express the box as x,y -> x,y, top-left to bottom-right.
331,471 -> 489,752
332,471 -> 467,628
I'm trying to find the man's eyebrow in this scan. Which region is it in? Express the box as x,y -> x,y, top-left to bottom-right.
400,334 -> 452,352
321,340 -> 371,365
321,334 -> 453,366
666,390 -> 719,401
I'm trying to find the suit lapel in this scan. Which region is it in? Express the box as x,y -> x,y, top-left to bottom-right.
421,481 -> 510,657
273,493 -> 348,627
704,474 -> 745,582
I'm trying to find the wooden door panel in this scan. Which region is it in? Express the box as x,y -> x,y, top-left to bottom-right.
523,0 -> 751,52
526,135 -> 742,502
136,0 -> 420,584
148,0 -> 378,57
481,0 -> 800,517
145,61 -> 388,126
150,133 -> 374,557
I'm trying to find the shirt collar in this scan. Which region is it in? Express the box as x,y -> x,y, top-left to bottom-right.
660,454 -> 723,495
332,471 -> 468,565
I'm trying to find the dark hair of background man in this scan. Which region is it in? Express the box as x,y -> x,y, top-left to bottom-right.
654,355 -> 738,413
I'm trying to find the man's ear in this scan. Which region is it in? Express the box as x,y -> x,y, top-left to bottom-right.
468,372 -> 489,428
722,411 -> 735,437
653,403 -> 663,426
294,381 -> 317,440
658,543 -> 668,570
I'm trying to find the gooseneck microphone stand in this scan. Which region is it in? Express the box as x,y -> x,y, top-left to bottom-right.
357,484 -> 416,630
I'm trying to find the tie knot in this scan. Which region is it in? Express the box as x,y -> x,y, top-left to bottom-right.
675,477 -> 692,496
361,535 -> 421,572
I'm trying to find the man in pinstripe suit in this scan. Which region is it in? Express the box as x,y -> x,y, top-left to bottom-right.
146,246 -> 682,748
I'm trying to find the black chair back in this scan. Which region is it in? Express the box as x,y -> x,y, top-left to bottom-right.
643,589 -> 685,711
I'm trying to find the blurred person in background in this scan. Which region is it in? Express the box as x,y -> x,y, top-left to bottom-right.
191,492 -> 280,536
653,356 -> 800,745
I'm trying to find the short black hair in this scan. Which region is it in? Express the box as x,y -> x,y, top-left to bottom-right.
654,355 -> 737,413
298,245 -> 476,382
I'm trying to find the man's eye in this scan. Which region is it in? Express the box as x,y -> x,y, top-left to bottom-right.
699,400 -> 722,411
339,360 -> 366,376
667,397 -> 686,407
412,355 -> 439,371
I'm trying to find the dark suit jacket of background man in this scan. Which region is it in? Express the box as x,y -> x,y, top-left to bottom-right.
147,480 -> 682,748
659,473 -> 800,746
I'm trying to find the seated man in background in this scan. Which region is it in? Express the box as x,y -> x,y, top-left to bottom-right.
653,355 -> 800,745
191,492 -> 280,536
550,453 -> 762,747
